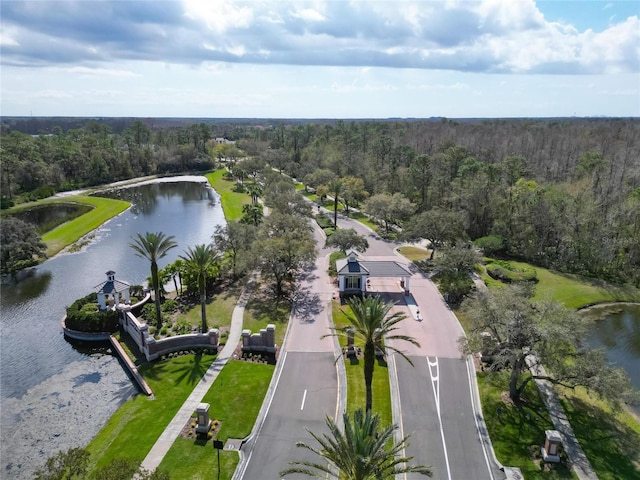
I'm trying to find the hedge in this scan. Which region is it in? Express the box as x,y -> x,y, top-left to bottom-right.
486,261 -> 538,283
65,292 -> 119,332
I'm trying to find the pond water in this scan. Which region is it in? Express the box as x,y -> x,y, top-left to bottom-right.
586,305 -> 640,398
0,177 -> 225,479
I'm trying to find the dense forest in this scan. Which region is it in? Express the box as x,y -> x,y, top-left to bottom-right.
1,117 -> 639,286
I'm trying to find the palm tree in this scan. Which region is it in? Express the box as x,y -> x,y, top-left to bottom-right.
325,295 -> 419,412
329,179 -> 343,227
129,232 -> 177,330
246,183 -> 263,205
280,408 -> 432,479
180,244 -> 219,333
241,203 -> 264,226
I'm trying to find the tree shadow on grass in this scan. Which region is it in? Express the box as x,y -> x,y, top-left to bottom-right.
561,396 -> 640,480
246,288 -> 292,324
174,352 -> 211,386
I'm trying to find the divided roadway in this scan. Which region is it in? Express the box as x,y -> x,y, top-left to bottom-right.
238,212 -> 504,480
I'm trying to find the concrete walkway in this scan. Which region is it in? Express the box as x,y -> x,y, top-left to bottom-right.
528,360 -> 598,480
140,277 -> 255,472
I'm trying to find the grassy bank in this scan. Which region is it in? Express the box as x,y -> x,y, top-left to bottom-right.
43,196 -> 130,257
85,353 -> 218,474
205,170 -> 251,222
5,195 -> 130,258
483,259 -> 640,309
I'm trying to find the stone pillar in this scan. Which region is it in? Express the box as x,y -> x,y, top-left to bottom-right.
242,329 -> 251,350
541,430 -> 562,463
346,327 -> 356,356
196,403 -> 212,434
265,324 -> 275,351
208,328 -> 219,346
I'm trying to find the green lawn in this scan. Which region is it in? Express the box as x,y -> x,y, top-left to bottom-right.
347,211 -> 378,231
85,353 -> 217,474
559,388 -> 640,480
397,246 -> 432,262
158,361 -> 274,479
477,372 -> 576,479
243,289 -> 292,346
205,170 -> 252,221
35,196 -> 130,257
518,261 -> 640,309
486,259 -> 640,309
175,281 -> 245,332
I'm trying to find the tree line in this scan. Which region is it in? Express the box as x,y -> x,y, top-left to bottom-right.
2,117 -> 638,286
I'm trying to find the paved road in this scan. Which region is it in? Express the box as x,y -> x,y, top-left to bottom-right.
239,211 -> 503,479
340,215 -> 504,480
238,222 -> 343,479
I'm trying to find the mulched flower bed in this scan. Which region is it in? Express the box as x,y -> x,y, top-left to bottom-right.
180,415 -> 222,440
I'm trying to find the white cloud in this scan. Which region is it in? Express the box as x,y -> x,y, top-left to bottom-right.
183,0 -> 253,34
58,66 -> 142,77
291,8 -> 325,22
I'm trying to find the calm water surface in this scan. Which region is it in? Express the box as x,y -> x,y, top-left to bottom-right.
586,305 -> 640,393
0,177 -> 225,479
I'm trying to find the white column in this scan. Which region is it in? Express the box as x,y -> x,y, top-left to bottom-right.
404,276 -> 410,293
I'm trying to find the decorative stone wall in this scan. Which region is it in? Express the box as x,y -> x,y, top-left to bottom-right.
120,309 -> 219,361
241,324 -> 276,353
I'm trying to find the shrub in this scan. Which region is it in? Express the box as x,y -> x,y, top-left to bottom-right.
486,261 -> 537,283
315,213 -> 333,229
162,299 -> 179,313
328,251 -> 346,277
1,197 -> 15,209
474,235 -> 506,255
65,293 -> 119,332
433,270 -> 474,304
141,303 -> 163,326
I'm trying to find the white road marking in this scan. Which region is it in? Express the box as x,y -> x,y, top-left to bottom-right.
427,356 -> 452,480
466,356 -> 496,480
300,389 -> 307,410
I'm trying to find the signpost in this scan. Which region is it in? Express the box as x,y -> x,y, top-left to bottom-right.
213,439 -> 224,480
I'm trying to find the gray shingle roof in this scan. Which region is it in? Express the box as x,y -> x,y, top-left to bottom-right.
336,258 -> 412,277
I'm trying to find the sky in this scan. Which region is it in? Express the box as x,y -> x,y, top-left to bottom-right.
1,0 -> 639,119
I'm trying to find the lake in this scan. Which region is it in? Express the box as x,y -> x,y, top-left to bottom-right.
0,177 -> 225,479
586,305 -> 640,400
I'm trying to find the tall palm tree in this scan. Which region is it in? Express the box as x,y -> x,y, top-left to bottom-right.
180,244 -> 219,333
329,179 -> 343,227
325,295 -> 419,412
246,183 -> 263,205
280,408 -> 432,479
129,232 -> 177,330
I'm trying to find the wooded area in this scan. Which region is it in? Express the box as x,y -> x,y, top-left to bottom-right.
1,117 -> 638,285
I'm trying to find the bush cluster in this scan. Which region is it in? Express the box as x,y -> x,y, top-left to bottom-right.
159,347 -> 217,360
65,292 -> 119,332
486,260 -> 538,283
315,213 -> 333,229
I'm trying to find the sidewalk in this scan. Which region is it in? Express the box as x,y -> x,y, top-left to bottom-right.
139,277 -> 255,472
528,360 -> 598,480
